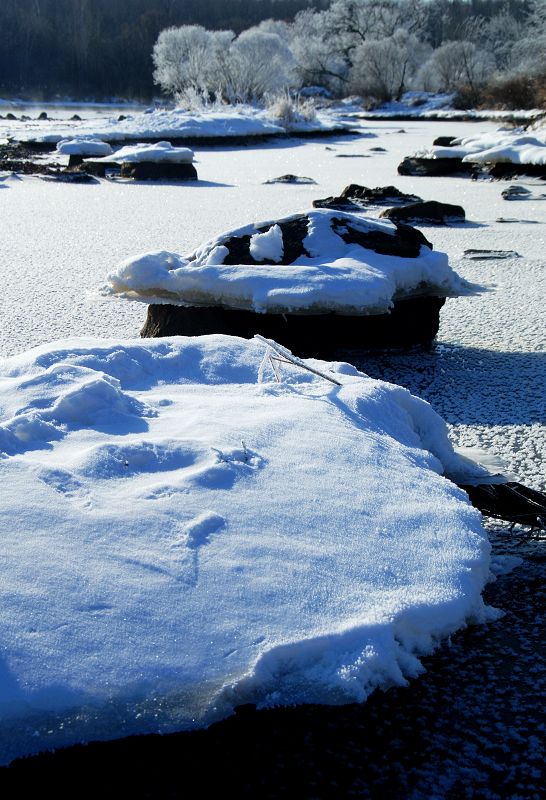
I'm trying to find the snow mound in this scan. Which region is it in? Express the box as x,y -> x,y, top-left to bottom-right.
106,209 -> 474,315
56,137 -> 113,157
425,129 -> 546,165
90,140 -> 194,164
0,335 -> 492,763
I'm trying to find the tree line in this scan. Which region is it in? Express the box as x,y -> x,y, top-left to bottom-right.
1,0 -> 544,106
0,0 -> 329,99
153,0 -> 545,108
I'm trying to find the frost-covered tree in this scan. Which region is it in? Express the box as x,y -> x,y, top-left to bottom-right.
219,29 -> 297,103
290,7 -> 350,92
153,24 -> 296,103
349,29 -> 431,100
152,25 -> 233,97
417,39 -> 494,96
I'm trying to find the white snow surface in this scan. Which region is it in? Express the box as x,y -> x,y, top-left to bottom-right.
351,92 -> 543,121
5,106 -> 345,144
106,210 -> 472,315
89,140 -> 194,164
424,129 -> 546,165
1,116 -> 545,762
56,137 -> 113,157
0,334 -> 492,763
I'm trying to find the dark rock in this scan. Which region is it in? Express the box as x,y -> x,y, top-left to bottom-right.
334,153 -> 369,158
119,161 -> 198,181
222,216 -> 310,266
37,111 -> 48,120
68,154 -> 85,167
380,201 -> 465,225
432,136 -> 457,147
496,217 -> 540,224
333,217 -> 432,257
40,170 -> 99,184
502,185 -> 532,200
313,196 -> 362,211
0,160 -> 49,175
141,296 -> 446,357
398,156 -> 477,177
463,249 -> 520,260
21,115 -> 30,121
484,162 -> 546,180
264,174 -> 316,185
118,115 -> 127,122
313,184 -> 422,212
369,146 -> 387,152
218,214 -> 431,265
85,161 -> 119,178
6,113 -> 17,120
70,114 -> 82,121
342,184 -> 422,206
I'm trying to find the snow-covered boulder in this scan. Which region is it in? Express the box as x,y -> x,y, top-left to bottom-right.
56,137 -> 113,157
107,209 -> 475,354
402,128 -> 546,179
86,141 -> 197,180
0,334 -> 494,763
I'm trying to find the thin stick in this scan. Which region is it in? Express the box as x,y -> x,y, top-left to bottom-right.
254,335 -> 342,386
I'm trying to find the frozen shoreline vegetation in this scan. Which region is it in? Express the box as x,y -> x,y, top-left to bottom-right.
0,334 -> 496,763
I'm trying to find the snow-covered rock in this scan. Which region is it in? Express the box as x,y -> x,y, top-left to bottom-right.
422,130 -> 546,166
106,209 -> 474,316
90,140 -> 194,164
0,334 -> 494,763
56,137 -> 113,157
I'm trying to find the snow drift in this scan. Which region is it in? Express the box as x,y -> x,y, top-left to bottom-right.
0,334 -> 495,763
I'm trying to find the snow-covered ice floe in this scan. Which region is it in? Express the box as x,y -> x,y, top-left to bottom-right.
0,334 -> 497,762
422,128 -> 546,166
106,209 -> 474,315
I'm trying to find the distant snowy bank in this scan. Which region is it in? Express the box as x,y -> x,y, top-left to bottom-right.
8,105 -> 351,145
0,335 -> 496,763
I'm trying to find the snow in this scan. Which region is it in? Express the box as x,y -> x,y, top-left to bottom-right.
4,105 -> 347,145
0,334 -> 493,762
106,210 -> 472,315
249,224 -> 284,262
89,140 -> 194,164
56,137 -> 113,157
0,115 -> 545,766
349,92 -> 544,121
423,130 -> 546,165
